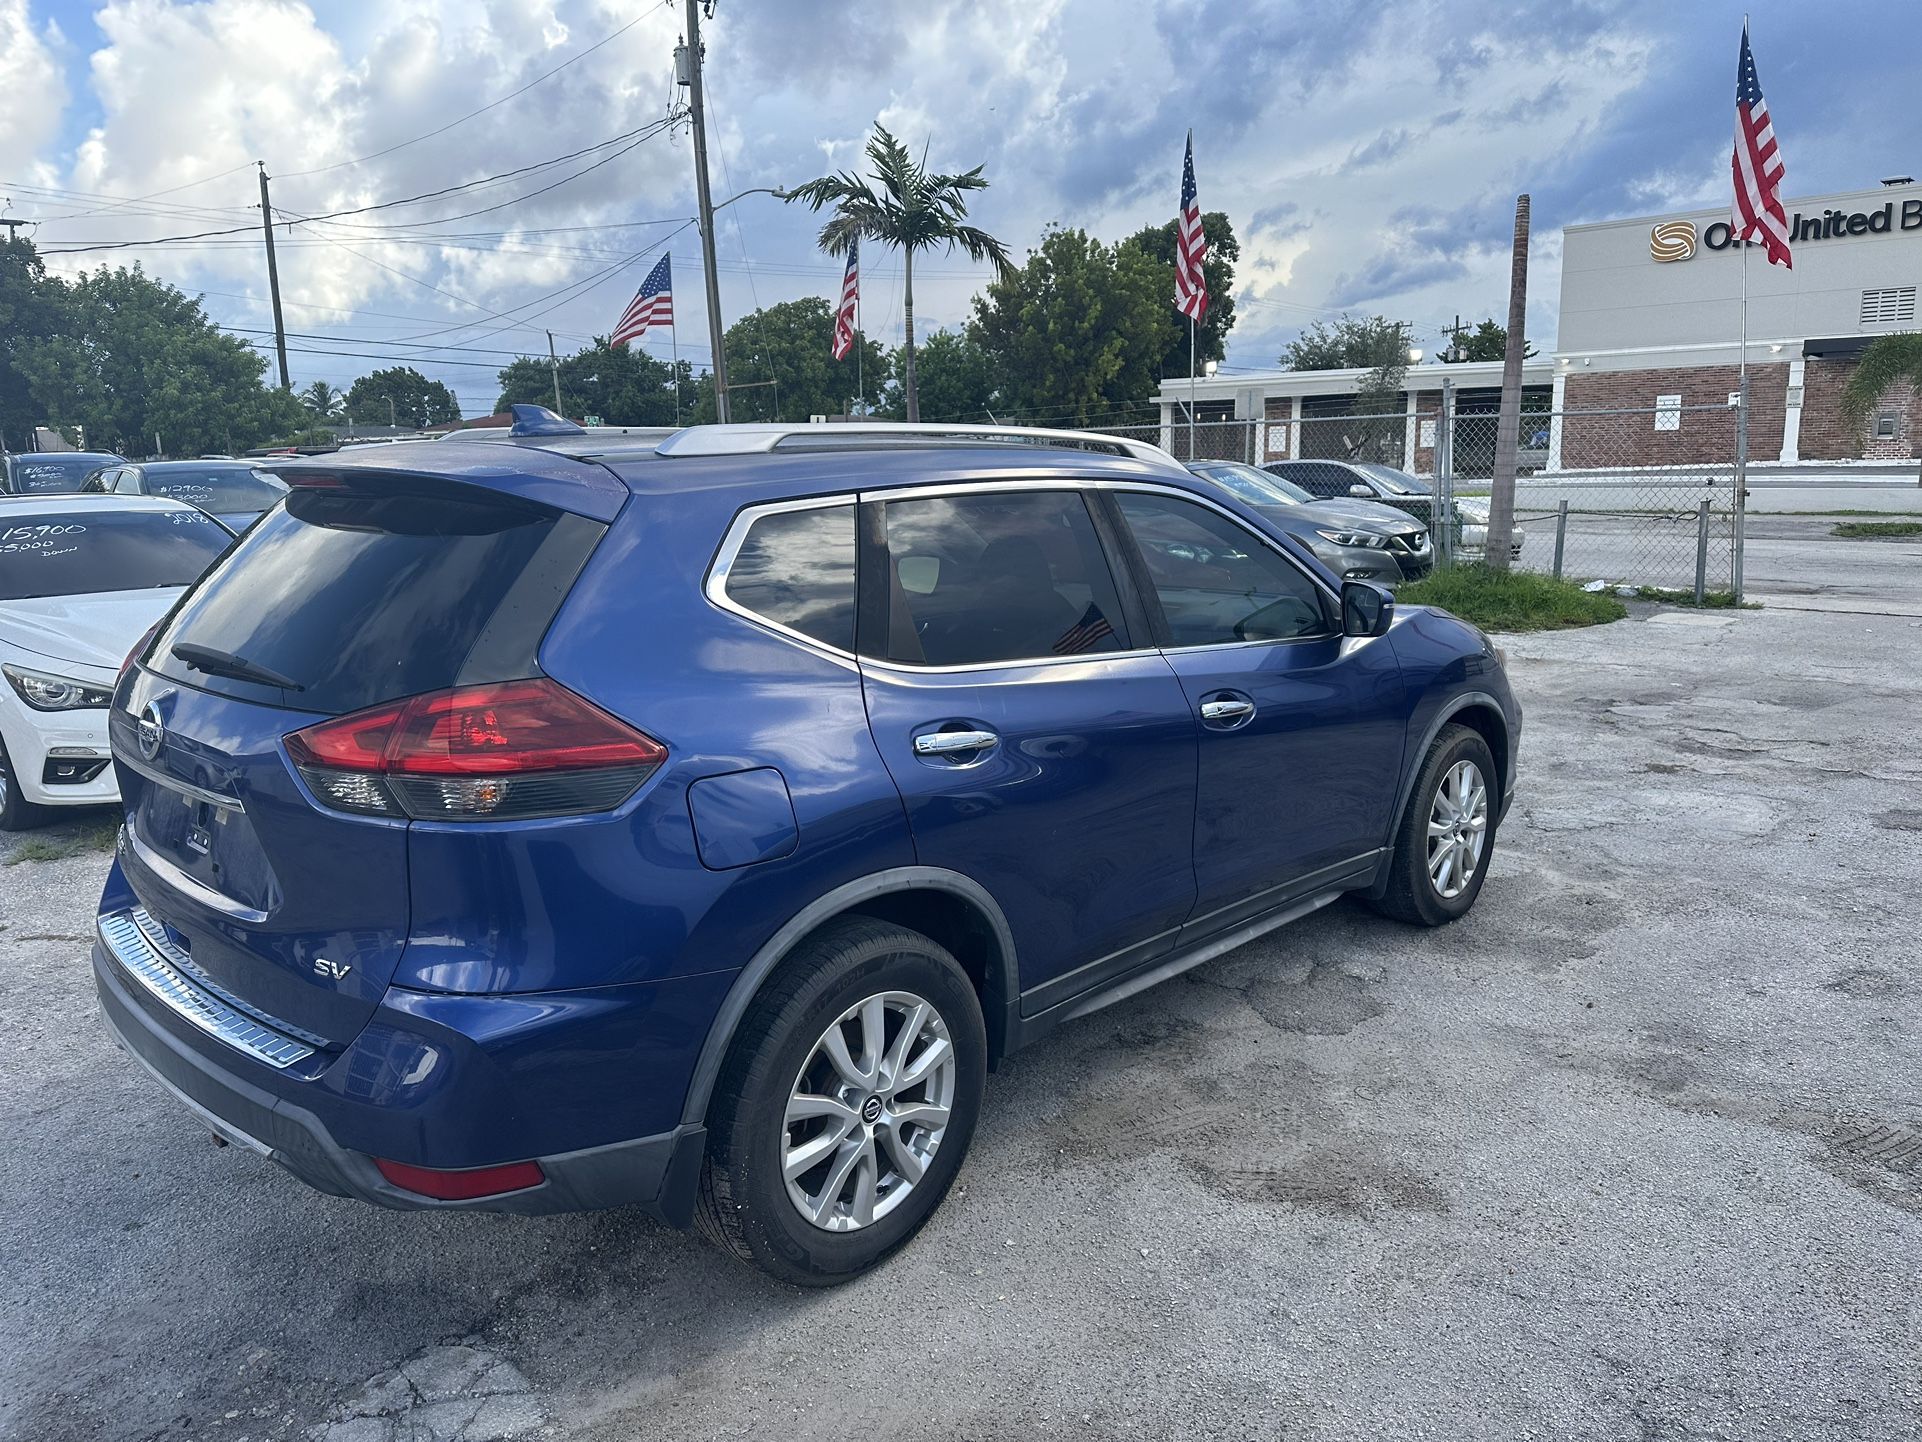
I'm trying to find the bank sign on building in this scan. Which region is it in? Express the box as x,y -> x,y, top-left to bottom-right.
1155,181 -> 1922,473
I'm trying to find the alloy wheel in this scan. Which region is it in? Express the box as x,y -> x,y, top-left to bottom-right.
1426,758 -> 1488,900
783,991 -> 956,1232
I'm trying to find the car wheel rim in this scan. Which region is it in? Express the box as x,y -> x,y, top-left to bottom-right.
1425,758 -> 1488,900
783,990 -> 956,1233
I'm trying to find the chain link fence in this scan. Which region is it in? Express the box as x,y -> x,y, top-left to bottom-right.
1094,399 -> 1743,598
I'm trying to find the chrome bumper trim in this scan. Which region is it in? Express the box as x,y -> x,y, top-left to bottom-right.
97,908 -> 316,1070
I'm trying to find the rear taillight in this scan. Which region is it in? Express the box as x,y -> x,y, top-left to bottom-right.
285,678 -> 664,821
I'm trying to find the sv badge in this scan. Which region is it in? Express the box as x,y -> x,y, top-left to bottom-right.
312,958 -> 351,980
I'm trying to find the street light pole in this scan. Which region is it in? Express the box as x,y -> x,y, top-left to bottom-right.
683,0 -> 730,423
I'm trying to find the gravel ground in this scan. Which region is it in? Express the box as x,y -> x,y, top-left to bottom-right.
3,517 -> 1919,1442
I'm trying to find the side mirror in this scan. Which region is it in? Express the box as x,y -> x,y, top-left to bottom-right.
1348,483 -> 1372,499
1341,579 -> 1395,638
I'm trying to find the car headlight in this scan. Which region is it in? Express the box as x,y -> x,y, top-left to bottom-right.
2,663 -> 113,711
1314,527 -> 1388,549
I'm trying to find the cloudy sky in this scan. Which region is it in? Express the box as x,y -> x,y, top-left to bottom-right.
4,0 -> 1918,417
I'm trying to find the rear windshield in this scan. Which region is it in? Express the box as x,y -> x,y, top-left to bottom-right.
6,455 -> 116,494
1357,464 -> 1428,495
149,486 -> 600,714
0,510 -> 230,600
145,466 -> 288,514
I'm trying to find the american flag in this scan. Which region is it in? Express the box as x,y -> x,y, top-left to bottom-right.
831,236 -> 859,360
1732,22 -> 1791,270
1174,131 -> 1208,322
611,252 -> 673,347
1052,603 -> 1117,656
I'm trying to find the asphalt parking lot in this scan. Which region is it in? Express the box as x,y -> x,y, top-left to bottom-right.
3,513 -> 1919,1442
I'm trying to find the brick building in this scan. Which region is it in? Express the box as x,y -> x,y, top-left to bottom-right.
1154,180 -> 1922,474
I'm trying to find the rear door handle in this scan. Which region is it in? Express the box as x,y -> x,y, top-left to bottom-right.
913,729 -> 999,756
1200,699 -> 1254,723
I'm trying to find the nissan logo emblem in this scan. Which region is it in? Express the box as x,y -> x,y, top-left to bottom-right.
136,701 -> 166,761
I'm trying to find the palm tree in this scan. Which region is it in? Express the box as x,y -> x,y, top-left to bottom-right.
787,125 -> 1015,422
299,380 -> 344,424
1841,333 -> 1922,482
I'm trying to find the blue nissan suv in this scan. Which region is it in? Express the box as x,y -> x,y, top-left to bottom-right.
93,419 -> 1519,1284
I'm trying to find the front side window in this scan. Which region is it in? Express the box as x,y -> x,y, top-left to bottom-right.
876,490 -> 1129,667
1116,491 -> 1329,647
722,504 -> 857,651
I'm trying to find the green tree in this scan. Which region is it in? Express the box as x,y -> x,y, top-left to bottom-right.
787,124 -> 1015,423
969,226 -> 1178,426
1119,211 -> 1240,377
0,238 -> 71,452
495,340 -> 697,424
299,379 -> 345,422
687,297 -> 888,424
1282,313 -> 1416,461
878,328 -> 998,422
1841,332 -> 1922,482
1442,317 -> 1536,363
344,366 -> 460,428
12,261 -> 304,456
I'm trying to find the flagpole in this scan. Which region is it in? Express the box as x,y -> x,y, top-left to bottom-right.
672,311 -> 681,428
1733,12 -> 1752,603
1188,315 -> 1197,459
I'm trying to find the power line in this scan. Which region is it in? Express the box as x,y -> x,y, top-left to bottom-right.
279,14 -> 654,180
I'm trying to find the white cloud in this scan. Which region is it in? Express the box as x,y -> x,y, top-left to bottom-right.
0,0 -> 67,186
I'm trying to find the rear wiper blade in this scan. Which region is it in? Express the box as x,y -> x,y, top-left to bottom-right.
170,642 -> 305,692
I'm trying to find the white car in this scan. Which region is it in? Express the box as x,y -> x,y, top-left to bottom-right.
0,496 -> 233,828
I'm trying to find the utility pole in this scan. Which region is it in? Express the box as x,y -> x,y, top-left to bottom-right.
546,330 -> 565,414
387,397 -> 397,429
1486,195 -> 1530,573
256,163 -> 291,390
681,1 -> 730,422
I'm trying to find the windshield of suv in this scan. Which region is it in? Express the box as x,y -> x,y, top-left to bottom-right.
6,454 -> 120,494
0,509 -> 230,599
1356,463 -> 1429,496
143,465 -> 289,514
1193,462 -> 1315,506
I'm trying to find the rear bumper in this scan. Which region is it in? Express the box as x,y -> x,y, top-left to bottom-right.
92,933 -> 712,1224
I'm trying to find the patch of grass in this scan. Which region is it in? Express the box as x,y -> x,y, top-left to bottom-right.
1393,565 -> 1627,632
3,817 -> 121,865
1832,519 -> 1922,539
1631,586 -> 1759,609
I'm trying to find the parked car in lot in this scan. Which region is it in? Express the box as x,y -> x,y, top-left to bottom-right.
2,450 -> 128,495
1264,459 -> 1524,560
1186,459 -> 1433,583
94,421 -> 1520,1284
0,498 -> 234,829
78,460 -> 289,531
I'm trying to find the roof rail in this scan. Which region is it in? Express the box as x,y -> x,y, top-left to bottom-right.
652,421 -> 1178,465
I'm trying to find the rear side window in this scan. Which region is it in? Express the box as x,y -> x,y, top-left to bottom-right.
1116,491 -> 1329,646
149,487 -> 602,715
722,504 -> 856,651
874,490 -> 1129,667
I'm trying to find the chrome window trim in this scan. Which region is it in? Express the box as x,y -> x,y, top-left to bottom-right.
98,906 -> 317,1070
111,745 -> 242,811
701,475 -> 1342,676
703,495 -> 863,672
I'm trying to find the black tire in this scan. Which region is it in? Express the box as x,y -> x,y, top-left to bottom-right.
1368,723 -> 1499,927
0,734 -> 52,832
695,917 -> 987,1286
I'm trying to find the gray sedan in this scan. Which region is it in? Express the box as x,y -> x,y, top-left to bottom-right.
1186,460 -> 1434,584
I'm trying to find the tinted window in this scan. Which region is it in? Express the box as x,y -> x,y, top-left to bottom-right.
877,491 -> 1129,667
0,509 -> 230,600
150,488 -> 597,715
1117,492 -> 1329,647
143,466 -> 289,514
6,455 -> 119,494
723,504 -> 856,651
